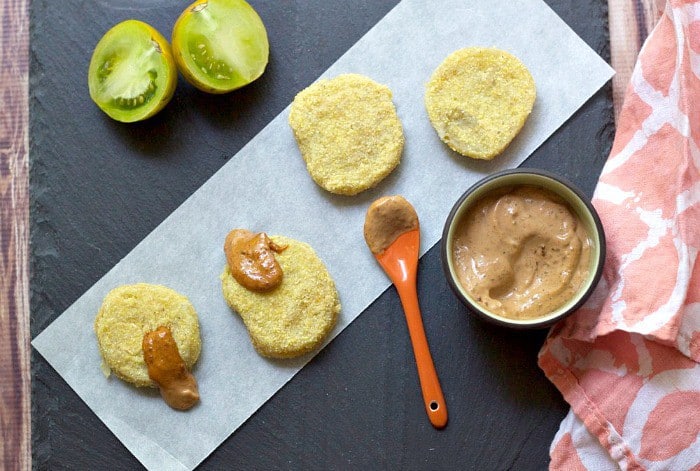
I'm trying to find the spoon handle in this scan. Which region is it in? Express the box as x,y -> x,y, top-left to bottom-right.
395,281 -> 448,429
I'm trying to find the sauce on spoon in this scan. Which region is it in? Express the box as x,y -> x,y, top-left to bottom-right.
364,195 -> 419,254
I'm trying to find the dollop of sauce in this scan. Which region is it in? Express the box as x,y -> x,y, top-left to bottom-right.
364,195 -> 419,254
224,229 -> 287,292
452,185 -> 591,320
142,326 -> 199,410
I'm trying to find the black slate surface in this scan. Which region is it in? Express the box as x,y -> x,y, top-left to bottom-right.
30,0 -> 614,469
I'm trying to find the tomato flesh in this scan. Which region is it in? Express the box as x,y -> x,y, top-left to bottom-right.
172,0 -> 269,93
88,20 -> 177,122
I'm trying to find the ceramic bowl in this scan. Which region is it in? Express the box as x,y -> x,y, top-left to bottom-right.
441,168 -> 606,329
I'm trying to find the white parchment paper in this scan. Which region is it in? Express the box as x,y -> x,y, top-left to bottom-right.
33,0 -> 614,469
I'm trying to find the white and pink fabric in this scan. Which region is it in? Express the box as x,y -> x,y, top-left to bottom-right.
539,1 -> 700,469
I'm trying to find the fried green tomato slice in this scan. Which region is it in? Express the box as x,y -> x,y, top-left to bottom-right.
425,47 -> 536,160
94,284 -> 201,388
288,74 -> 405,195
88,20 -> 177,123
172,0 -> 269,93
221,235 -> 340,359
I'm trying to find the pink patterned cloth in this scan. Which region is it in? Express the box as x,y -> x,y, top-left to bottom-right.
539,1 -> 700,469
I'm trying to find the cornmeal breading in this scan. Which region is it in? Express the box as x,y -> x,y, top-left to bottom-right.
94,284 -> 201,388
425,48 -> 536,160
221,235 -> 340,358
288,74 -> 404,195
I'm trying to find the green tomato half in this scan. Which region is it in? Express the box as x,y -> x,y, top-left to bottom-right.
172,0 -> 269,94
88,20 -> 177,123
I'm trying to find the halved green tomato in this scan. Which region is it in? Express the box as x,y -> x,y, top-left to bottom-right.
172,0 -> 269,94
88,20 -> 177,123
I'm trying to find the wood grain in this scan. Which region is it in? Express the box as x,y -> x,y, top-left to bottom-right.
0,0 -> 660,469
1,0 -> 30,470
608,0 -> 665,120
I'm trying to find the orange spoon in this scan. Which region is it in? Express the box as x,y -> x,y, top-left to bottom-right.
364,196 -> 448,429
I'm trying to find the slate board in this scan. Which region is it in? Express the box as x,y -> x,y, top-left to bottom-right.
30,0 -> 613,469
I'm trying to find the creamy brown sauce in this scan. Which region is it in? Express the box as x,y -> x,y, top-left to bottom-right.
224,229 -> 287,291
452,185 -> 591,320
364,195 -> 419,254
142,326 -> 200,410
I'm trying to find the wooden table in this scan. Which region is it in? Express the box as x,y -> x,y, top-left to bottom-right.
0,1 -> 664,469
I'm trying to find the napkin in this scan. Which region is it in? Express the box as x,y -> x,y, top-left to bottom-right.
539,1 -> 700,469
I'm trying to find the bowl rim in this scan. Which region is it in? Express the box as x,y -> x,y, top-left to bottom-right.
440,168 -> 606,329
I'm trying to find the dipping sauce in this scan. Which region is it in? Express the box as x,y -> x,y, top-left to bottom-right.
451,185 -> 591,320
142,326 -> 200,410
364,195 -> 419,254
224,229 -> 287,292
